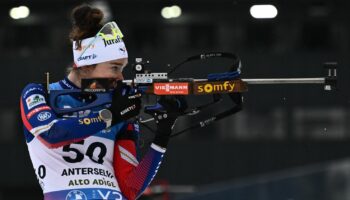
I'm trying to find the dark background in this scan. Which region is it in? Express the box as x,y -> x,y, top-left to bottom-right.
0,0 -> 349,199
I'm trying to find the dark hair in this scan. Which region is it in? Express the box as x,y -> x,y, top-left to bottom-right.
68,4 -> 103,73
69,4 -> 104,49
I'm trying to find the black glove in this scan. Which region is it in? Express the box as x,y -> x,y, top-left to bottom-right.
145,96 -> 187,148
110,81 -> 142,125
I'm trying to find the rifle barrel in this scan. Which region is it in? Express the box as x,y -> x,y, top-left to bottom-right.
123,77 -> 325,85
241,78 -> 325,84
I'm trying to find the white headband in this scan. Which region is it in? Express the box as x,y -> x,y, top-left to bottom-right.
72,22 -> 128,67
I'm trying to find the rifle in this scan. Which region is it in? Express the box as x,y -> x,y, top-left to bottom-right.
47,52 -> 337,137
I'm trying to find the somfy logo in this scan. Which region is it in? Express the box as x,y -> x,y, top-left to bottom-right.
78,116 -> 102,125
194,81 -> 236,94
37,112 -> 52,121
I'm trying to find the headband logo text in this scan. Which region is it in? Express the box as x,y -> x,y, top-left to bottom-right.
103,36 -> 122,47
78,54 -> 97,61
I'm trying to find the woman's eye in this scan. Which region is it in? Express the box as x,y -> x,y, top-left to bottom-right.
111,64 -> 125,72
113,65 -> 125,72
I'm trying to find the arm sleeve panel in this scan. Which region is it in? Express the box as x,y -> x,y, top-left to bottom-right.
20,83 -> 108,148
114,122 -> 166,199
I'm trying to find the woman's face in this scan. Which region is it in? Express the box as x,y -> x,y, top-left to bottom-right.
86,58 -> 128,80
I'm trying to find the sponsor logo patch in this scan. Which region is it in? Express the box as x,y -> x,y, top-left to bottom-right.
27,105 -> 51,119
194,81 -> 236,94
120,105 -> 136,116
153,83 -> 189,95
65,190 -> 87,200
79,116 -> 102,125
119,47 -> 126,55
77,54 -> 97,61
26,94 -> 46,109
37,111 -> 52,121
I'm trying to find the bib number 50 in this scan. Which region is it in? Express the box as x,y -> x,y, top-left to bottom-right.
62,140 -> 107,164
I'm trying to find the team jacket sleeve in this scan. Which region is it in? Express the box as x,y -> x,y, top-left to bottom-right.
114,122 -> 166,200
20,83 -> 108,148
